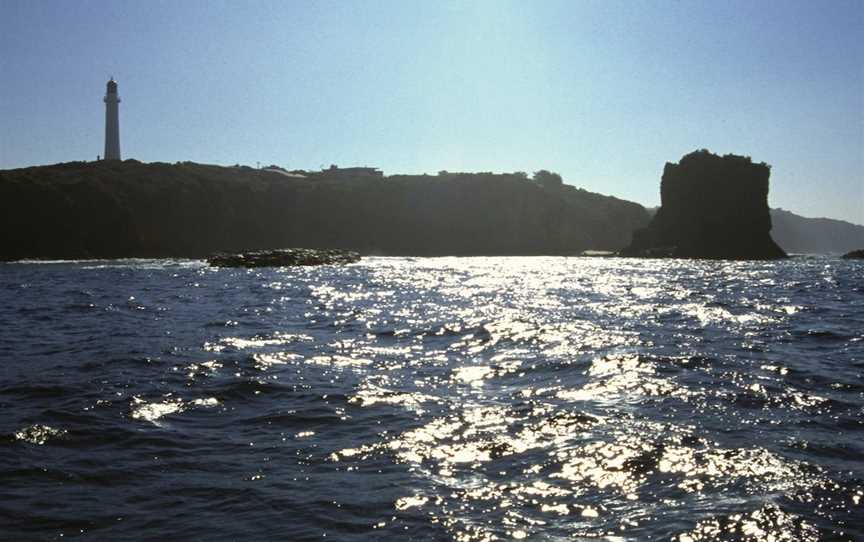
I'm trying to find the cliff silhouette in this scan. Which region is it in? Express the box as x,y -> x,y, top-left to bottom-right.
0,160 -> 649,260
622,150 -> 787,259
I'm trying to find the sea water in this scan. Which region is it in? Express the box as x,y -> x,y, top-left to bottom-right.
1,256 -> 862,540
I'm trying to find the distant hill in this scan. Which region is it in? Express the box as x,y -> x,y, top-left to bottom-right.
642,206 -> 863,255
770,208 -> 864,254
0,160 -> 649,260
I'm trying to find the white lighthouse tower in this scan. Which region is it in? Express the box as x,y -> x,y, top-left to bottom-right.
104,78 -> 121,160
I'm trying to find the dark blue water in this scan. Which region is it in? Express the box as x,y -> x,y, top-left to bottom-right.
1,256 -> 862,540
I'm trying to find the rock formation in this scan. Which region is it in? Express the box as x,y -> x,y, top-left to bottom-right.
208,248 -> 360,267
621,150 -> 787,259
842,249 -> 864,260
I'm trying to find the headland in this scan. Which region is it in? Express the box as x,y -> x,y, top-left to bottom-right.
0,160 -> 649,261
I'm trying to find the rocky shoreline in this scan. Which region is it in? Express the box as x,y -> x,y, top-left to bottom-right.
207,248 -> 361,267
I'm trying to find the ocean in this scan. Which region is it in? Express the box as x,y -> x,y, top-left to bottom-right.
1,256 -> 862,540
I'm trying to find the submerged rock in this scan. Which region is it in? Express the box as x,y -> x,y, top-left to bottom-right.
208,248 -> 360,267
621,150 -> 787,260
842,249 -> 864,259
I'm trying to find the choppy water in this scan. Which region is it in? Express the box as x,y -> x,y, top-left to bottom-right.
1,256 -> 862,541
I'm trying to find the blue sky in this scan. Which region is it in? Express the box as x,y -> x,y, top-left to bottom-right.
1,0 -> 862,224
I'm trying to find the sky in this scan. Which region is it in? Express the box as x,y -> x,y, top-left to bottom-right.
1,0 -> 862,224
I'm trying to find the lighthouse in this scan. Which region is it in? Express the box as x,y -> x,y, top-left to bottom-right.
104,78 -> 121,160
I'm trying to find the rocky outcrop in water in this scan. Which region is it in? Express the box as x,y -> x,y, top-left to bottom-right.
207,248 -> 360,267
621,150 -> 787,260
842,249 -> 864,260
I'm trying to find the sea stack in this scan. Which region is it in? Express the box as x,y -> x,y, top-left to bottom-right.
622,150 -> 787,259
104,78 -> 121,160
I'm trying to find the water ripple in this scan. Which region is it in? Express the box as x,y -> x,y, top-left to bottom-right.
0,256 -> 861,539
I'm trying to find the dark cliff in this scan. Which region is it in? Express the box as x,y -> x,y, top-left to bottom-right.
622,150 -> 787,259
0,160 -> 650,260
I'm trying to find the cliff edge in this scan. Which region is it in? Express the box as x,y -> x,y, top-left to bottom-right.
622,150 -> 787,259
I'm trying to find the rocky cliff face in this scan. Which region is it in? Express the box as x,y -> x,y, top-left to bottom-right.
622,150 -> 787,259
